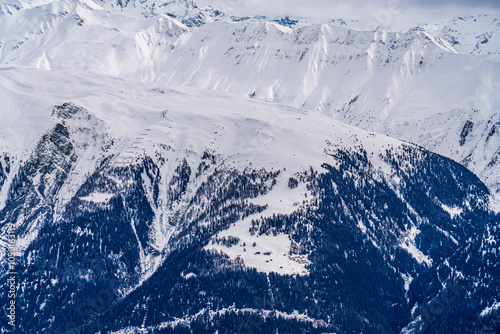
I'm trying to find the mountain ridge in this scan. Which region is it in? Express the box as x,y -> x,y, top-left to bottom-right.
1,0 -> 498,195
0,2 -> 499,333
0,66 -> 498,333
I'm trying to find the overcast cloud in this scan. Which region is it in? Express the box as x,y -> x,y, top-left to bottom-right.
197,0 -> 500,30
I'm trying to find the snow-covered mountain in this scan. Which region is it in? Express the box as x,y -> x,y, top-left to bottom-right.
410,14 -> 500,56
0,0 -> 498,196
0,65 -> 498,333
0,1 -> 499,333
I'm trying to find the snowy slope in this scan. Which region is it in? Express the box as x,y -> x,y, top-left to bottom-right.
0,65 -> 494,275
0,64 -> 415,263
0,1 -> 498,195
0,65 -> 497,333
0,3 -> 499,331
410,14 -> 500,56
92,0 -> 226,26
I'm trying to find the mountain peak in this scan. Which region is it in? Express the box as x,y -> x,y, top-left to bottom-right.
93,0 -> 225,25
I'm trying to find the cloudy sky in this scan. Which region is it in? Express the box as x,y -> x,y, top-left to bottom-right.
197,0 -> 500,29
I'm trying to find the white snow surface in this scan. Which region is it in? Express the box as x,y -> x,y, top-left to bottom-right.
80,192 -> 114,203
411,14 -> 500,56
480,301 -> 500,318
441,204 -> 463,219
0,0 -> 498,194
0,65 -> 433,274
0,0 -> 498,277
0,65 -> 412,176
398,226 -> 432,267
205,176 -> 312,275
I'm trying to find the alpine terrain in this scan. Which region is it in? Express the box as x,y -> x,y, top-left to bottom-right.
0,0 -> 499,333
